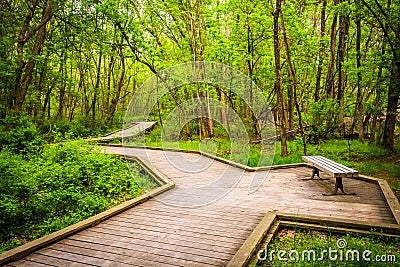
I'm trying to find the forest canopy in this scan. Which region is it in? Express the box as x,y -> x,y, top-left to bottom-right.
1,0 -> 399,153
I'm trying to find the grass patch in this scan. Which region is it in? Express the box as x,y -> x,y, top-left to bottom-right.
256,228 -> 400,266
0,140 -> 157,253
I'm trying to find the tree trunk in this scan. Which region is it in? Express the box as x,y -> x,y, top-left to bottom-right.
337,3 -> 349,139
280,14 -> 295,139
13,0 -> 53,113
56,51 -> 66,118
281,14 -> 307,154
107,45 -> 125,123
91,51 -> 102,131
355,6 -> 365,142
370,59 -> 383,143
325,0 -> 338,98
314,0 -> 326,101
273,0 -> 287,156
383,61 -> 400,149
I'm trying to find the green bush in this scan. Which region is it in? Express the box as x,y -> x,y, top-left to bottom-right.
0,140 -> 154,253
0,115 -> 44,154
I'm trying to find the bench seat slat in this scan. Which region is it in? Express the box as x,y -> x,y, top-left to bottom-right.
302,156 -> 343,174
303,156 -> 357,173
303,157 -> 341,175
314,156 -> 356,174
302,156 -> 358,178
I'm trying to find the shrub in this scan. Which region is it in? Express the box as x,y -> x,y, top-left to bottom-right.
0,115 -> 44,154
0,140 -> 153,253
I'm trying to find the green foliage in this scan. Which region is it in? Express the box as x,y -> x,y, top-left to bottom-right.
0,115 -> 44,154
0,140 -> 157,253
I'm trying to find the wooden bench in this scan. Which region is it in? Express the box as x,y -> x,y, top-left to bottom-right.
302,155 -> 358,196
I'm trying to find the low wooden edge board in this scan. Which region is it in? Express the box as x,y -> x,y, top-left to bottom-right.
0,159 -> 175,266
376,179 -> 400,224
279,221 -> 400,238
230,212 -> 400,267
276,213 -> 400,235
227,211 -> 277,267
128,156 -> 175,186
100,144 -> 310,171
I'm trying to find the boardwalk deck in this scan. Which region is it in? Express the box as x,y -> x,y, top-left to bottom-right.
89,122 -> 156,141
3,146 -> 398,266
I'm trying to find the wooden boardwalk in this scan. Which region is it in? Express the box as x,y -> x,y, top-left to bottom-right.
89,122 -> 156,141
4,146 -> 398,266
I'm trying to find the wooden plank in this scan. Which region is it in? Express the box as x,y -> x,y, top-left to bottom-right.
65,229 -> 238,254
0,177 -> 174,265
101,218 -> 249,238
227,211 -> 276,267
276,212 -> 400,235
46,242 -> 179,267
122,206 -> 264,223
125,204 -> 264,218
24,253 -> 92,267
64,234 -> 233,262
115,211 -> 262,228
65,234 -> 227,265
377,178 -> 400,224
5,259 -> 53,267
79,225 -> 244,246
59,238 -> 218,267
37,248 -> 133,267
280,221 -> 400,238
110,214 -> 256,232
248,221 -> 281,266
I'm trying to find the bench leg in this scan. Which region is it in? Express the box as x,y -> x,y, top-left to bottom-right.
323,177 -> 356,196
302,167 -> 328,181
312,168 -> 320,179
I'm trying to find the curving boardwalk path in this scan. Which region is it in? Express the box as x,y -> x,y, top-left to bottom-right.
89,122 -> 156,141
5,146 -> 397,266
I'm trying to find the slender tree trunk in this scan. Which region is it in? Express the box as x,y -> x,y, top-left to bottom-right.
315,0 -> 326,101
370,59 -> 383,143
206,89 -> 214,137
273,0 -> 287,156
56,51 -> 66,118
325,0 -> 338,98
355,6 -> 365,142
107,45 -> 125,123
337,2 -> 349,139
220,88 -> 228,127
281,14 -> 307,154
280,15 -> 295,139
91,51 -> 102,131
